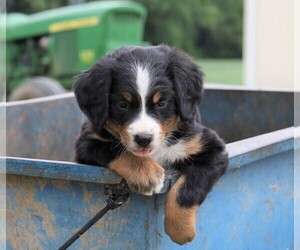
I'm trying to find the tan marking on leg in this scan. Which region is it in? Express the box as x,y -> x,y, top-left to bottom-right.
160,116 -> 180,139
104,119 -> 130,145
109,153 -> 165,195
122,91 -> 132,103
152,91 -> 162,104
185,133 -> 204,156
165,176 -> 198,244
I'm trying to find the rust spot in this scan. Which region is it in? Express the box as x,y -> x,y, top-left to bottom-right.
51,179 -> 70,191
7,175 -> 56,249
81,184 -> 92,203
79,198 -> 106,249
35,178 -> 47,191
79,187 -> 130,248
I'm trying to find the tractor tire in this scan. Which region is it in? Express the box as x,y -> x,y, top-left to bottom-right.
9,77 -> 66,101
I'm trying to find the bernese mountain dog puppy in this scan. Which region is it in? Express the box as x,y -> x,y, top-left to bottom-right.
74,45 -> 228,245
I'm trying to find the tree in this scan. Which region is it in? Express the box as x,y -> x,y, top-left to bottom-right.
6,0 -> 243,58
198,0 -> 243,58
136,0 -> 220,57
6,0 -> 69,14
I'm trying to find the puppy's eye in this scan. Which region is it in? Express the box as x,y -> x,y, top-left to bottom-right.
156,101 -> 167,108
117,101 -> 129,110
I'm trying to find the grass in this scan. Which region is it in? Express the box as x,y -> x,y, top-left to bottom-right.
197,58 -> 243,85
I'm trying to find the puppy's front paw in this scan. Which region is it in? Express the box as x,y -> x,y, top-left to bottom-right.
127,161 -> 165,195
109,155 -> 165,196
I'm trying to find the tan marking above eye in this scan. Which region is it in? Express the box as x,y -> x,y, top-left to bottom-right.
89,133 -> 109,142
152,92 -> 162,104
122,91 -> 132,103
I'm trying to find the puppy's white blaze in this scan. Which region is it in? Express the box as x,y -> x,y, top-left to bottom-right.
129,111 -> 160,133
135,65 -> 150,109
127,65 -> 162,150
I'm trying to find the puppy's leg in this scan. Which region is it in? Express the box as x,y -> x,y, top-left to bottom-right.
165,127 -> 228,244
165,175 -> 198,244
109,153 -> 165,196
75,123 -> 165,195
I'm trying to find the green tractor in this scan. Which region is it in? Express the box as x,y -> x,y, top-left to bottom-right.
6,1 -> 147,101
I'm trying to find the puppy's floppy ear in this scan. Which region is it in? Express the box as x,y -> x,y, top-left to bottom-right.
167,49 -> 204,122
73,57 -> 114,128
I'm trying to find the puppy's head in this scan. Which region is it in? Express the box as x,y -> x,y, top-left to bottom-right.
74,45 -> 203,157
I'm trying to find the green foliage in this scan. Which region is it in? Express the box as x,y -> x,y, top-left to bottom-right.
136,0 -> 243,58
199,0 -> 244,58
6,0 -> 243,58
7,0 -> 69,14
136,0 -> 220,57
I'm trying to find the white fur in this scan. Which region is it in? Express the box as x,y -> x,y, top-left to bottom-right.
142,174 -> 165,196
151,139 -> 190,166
135,65 -> 150,109
126,65 -> 165,195
127,65 -> 162,151
128,65 -> 191,168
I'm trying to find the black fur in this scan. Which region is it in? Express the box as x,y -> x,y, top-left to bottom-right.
167,49 -> 204,122
75,122 -> 120,166
74,56 -> 114,129
74,45 -> 228,223
174,127 -> 228,207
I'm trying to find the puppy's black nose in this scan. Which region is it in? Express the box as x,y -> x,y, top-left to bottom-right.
134,133 -> 153,148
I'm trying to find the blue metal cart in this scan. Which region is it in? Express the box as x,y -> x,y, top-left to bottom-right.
1,87 -> 295,250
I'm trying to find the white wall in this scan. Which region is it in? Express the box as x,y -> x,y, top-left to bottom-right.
244,0 -> 294,89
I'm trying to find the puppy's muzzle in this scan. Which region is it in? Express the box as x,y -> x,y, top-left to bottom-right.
134,133 -> 153,148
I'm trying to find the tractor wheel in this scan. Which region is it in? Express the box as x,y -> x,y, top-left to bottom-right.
8,77 -> 66,101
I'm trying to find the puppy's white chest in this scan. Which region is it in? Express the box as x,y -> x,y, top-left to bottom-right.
151,140 -> 189,166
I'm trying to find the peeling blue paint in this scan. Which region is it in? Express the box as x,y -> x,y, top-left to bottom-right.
5,135 -> 294,250
3,90 -> 295,249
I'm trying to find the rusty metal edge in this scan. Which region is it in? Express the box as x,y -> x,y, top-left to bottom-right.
2,156 -> 178,193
